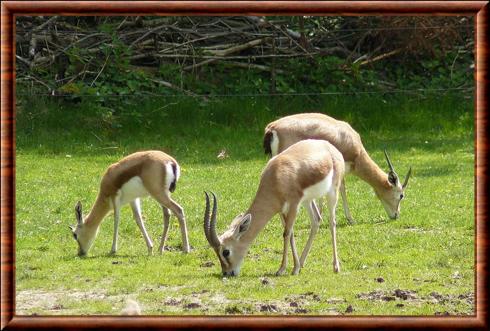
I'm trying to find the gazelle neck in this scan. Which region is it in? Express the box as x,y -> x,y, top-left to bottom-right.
354,150 -> 391,193
82,194 -> 111,230
239,196 -> 280,248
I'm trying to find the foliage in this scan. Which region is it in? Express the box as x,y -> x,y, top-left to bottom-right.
16,16 -> 474,127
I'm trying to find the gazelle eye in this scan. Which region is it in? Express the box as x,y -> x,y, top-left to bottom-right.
400,194 -> 404,200
72,233 -> 78,240
222,249 -> 230,258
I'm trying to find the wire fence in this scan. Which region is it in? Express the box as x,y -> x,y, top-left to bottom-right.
15,86 -> 474,98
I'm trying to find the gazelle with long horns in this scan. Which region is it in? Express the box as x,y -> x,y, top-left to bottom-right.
204,139 -> 345,277
70,150 -> 190,256
263,113 -> 412,223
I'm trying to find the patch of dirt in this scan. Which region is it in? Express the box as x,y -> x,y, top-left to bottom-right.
260,277 -> 272,286
357,289 -> 475,314
183,302 -> 201,309
294,308 -> 309,314
345,305 -> 354,313
224,305 -> 244,314
259,304 -> 279,313
200,261 -> 214,268
394,289 -> 417,300
164,298 -> 182,306
357,290 -> 398,302
427,292 -> 474,306
16,289 -> 127,315
357,289 -> 418,302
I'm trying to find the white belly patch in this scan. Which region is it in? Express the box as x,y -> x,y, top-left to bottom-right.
301,170 -> 334,203
345,161 -> 353,173
119,176 -> 149,205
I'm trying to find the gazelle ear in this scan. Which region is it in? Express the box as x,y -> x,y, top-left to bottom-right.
75,201 -> 83,225
232,214 -> 252,239
238,214 -> 251,233
388,171 -> 399,186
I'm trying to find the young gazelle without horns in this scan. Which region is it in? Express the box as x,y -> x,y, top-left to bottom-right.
70,150 -> 190,256
204,139 -> 345,276
263,113 -> 412,224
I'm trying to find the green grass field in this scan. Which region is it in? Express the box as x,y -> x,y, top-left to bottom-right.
15,95 -> 474,315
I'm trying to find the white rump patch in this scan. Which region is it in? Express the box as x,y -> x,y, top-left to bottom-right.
301,170 -> 334,203
270,130 -> 279,156
119,176 -> 149,205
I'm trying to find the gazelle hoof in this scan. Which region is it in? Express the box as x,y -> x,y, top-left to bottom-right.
291,267 -> 300,275
275,268 -> 286,276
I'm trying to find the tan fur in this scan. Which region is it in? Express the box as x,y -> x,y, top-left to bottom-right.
209,139 -> 344,276
265,113 -> 409,219
71,150 -> 190,256
100,151 -> 176,197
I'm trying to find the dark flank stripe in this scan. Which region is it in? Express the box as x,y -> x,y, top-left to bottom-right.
169,162 -> 177,193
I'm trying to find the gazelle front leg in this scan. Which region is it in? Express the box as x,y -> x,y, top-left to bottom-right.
130,198 -> 154,255
327,192 -> 341,273
340,179 -> 355,224
300,200 -> 322,268
110,197 -> 121,255
158,206 -> 171,254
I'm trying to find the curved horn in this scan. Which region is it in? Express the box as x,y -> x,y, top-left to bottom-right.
203,192 -> 212,246
209,192 -> 220,247
203,192 -> 220,248
402,167 -> 412,189
384,150 -> 396,173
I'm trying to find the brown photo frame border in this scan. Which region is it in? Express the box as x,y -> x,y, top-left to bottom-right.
1,1 -> 488,330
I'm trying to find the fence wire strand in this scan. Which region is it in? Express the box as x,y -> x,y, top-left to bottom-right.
16,86 -> 474,99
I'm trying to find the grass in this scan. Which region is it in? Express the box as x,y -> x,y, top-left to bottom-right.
15,94 -> 474,315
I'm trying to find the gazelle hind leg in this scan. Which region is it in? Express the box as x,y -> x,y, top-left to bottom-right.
300,200 -> 322,268
158,207 -> 171,254
327,192 -> 341,273
276,206 -> 299,276
150,191 -> 190,253
340,179 -> 355,224
130,198 -> 154,255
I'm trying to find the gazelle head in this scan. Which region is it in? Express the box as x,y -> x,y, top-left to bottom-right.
203,192 -> 251,277
69,201 -> 96,256
376,150 -> 412,220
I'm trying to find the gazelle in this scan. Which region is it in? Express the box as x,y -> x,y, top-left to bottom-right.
263,113 -> 411,223
204,139 -> 345,276
70,150 -> 190,256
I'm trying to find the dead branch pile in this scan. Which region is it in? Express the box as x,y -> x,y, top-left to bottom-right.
15,16 -> 473,94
